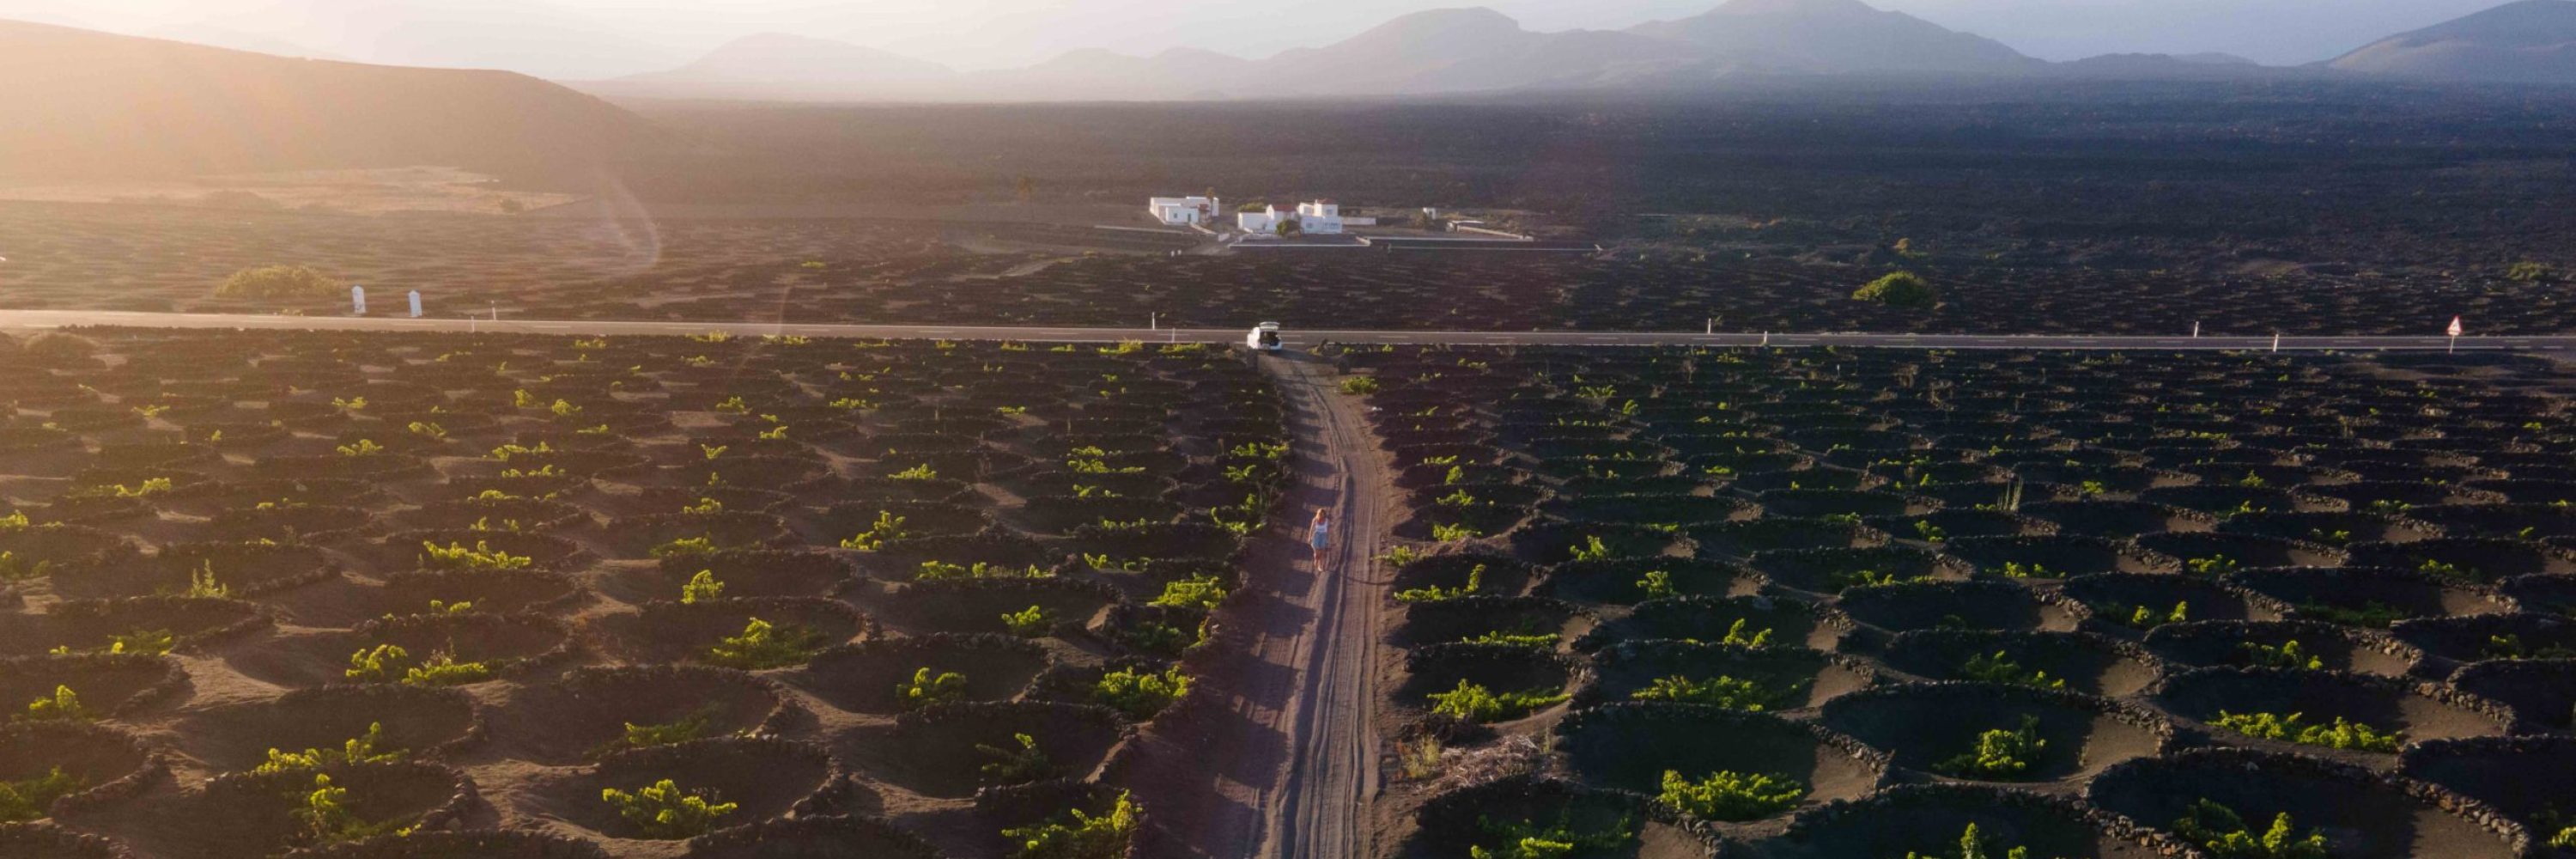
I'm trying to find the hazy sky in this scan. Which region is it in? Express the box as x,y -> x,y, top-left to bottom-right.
0,0 -> 2523,76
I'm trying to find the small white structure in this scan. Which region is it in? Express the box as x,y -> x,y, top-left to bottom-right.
1247,321 -> 1283,352
1238,200 -> 1367,235
1147,196 -> 1219,226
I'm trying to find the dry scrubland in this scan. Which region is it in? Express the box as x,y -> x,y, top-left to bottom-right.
1340,344 -> 2576,858
8,87 -> 2576,335
0,328 -> 1290,858
5,200 -> 2573,336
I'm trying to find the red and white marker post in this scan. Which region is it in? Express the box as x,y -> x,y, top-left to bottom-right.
2447,315 -> 2464,354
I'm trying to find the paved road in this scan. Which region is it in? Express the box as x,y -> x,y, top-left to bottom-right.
0,309 -> 2562,351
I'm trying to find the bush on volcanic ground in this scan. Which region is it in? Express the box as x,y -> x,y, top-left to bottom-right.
1541,557 -> 1750,605
840,702 -> 1127,799
1578,595 -> 1832,651
789,634 -> 1048,714
1578,640 -> 1867,710
1835,580 -> 2065,634
2088,749 -> 2523,859
1558,704 -> 1883,817
1818,683 -> 2169,782
2231,567 -> 2513,630
2151,667 -> 2507,750
1688,517 -> 1886,557
175,684 -> 477,772
1763,783 -> 2170,859
487,666 -> 791,765
1881,630 -> 2166,698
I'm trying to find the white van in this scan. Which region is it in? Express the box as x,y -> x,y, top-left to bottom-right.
1246,322 -> 1283,352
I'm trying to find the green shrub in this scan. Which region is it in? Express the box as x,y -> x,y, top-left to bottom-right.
977,732 -> 1054,783
1935,716 -> 2046,780
0,551 -> 56,582
2210,711 -> 2402,752
897,667 -> 968,710
2295,601 -> 2409,628
343,644 -> 409,683
18,685 -> 90,722
1959,651 -> 2064,690
650,535 -> 720,558
999,790 -> 1139,859
344,644 -> 492,686
1148,574 -> 1228,611
1629,674 -> 1801,710
2111,600 -> 2188,630
1657,769 -> 1807,820
1705,618 -> 1775,648
1394,564 -> 1483,603
216,265 -> 337,299
2482,633 -> 2576,660
1425,680 -> 1566,722
2508,261 -> 2553,282
106,628 -> 174,655
1339,376 -> 1381,395
1460,630 -> 1558,649
255,722 -> 404,774
679,570 -> 726,604
1002,605 -> 1054,637
0,766 -> 83,821
1467,814 -> 1636,859
1903,822 -> 2035,859
600,778 -> 738,839
705,618 -> 823,669
837,511 -> 909,551
917,561 -> 1051,582
2239,640 -> 2324,670
607,710 -> 717,752
2169,798 -> 2328,859
1853,271 -> 1937,309
296,774 -> 418,844
420,540 -> 533,571
1093,666 -> 1189,720
1635,570 -> 1675,599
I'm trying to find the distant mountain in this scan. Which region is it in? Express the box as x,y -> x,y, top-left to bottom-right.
971,48 -> 1258,101
1627,0 -> 2040,75
0,20 -> 662,180
598,0 -> 2042,102
142,24 -> 349,61
605,33 -> 957,101
2055,52 -> 2285,79
2329,0 -> 2576,83
1251,8 -> 1702,95
180,0 -> 690,80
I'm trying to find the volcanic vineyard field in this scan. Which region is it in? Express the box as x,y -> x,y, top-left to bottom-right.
8,199 -> 2576,336
1342,344 -> 2576,859
0,327 -> 1291,858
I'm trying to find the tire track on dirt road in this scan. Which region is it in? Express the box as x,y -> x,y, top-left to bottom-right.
1263,351 -> 1392,859
1111,349 -> 1391,859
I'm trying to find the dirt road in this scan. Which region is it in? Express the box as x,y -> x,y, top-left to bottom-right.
1115,349 -> 1391,859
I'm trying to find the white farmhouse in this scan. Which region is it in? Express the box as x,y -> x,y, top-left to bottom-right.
1238,200 -> 1367,235
1147,196 -> 1219,226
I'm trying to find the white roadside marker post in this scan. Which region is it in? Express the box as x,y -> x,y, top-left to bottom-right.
408,291 -> 422,319
350,285 -> 366,316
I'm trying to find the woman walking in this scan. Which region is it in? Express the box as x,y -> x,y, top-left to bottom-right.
1309,508 -> 1334,572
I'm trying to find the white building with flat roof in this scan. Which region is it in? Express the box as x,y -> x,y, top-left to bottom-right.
1238,200 -> 1370,235
1147,196 -> 1218,226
